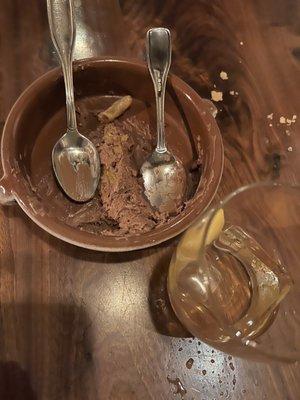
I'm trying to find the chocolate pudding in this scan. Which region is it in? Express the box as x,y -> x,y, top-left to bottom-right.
33,96 -> 202,236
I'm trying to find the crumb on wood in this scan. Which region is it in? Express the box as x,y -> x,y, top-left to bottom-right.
220,71 -> 228,80
211,90 -> 223,102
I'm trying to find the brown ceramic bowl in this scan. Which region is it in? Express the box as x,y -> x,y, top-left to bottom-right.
0,58 -> 223,251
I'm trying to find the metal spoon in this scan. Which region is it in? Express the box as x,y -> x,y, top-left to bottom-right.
141,28 -> 187,214
47,0 -> 100,202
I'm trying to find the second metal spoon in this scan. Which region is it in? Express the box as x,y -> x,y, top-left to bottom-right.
47,0 -> 100,202
141,28 -> 187,213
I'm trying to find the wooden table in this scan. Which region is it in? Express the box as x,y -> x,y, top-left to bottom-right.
0,0 -> 299,399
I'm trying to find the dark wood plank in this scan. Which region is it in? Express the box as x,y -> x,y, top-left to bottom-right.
0,0 -> 299,399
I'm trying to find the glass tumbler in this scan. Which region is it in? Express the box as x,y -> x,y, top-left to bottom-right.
168,182 -> 300,362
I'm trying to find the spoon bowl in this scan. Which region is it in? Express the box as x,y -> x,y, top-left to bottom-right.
141,150 -> 187,213
52,129 -> 101,202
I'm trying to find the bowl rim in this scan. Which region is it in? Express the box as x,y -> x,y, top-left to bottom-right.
1,57 -> 224,251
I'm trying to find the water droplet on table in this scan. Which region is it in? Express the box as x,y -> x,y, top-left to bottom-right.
186,358 -> 194,369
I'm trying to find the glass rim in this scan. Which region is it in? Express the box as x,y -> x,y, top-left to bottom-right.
219,180 -> 300,209
199,180 -> 300,258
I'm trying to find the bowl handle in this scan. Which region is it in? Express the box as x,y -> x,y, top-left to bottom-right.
202,99 -> 218,118
0,175 -> 15,205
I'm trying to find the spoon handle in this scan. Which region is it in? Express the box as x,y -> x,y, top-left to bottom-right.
146,28 -> 171,153
47,0 -> 77,131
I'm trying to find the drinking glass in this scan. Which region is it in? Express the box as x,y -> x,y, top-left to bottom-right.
168,182 -> 300,362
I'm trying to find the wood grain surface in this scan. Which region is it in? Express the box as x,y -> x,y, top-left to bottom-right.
0,0 -> 299,399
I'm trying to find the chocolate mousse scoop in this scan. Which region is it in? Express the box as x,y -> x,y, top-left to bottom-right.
99,121 -> 162,234
52,95 -> 202,236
